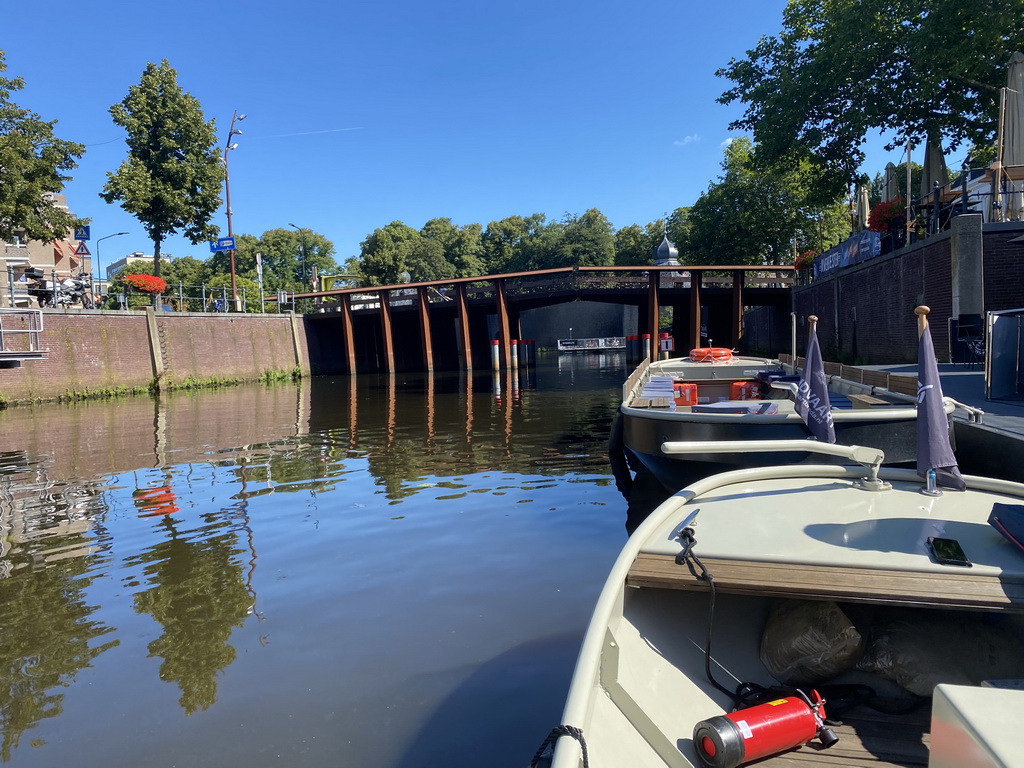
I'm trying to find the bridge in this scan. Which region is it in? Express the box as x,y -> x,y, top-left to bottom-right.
286,265 -> 794,375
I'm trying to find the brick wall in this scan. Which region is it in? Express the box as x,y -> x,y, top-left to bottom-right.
746,222 -> 1024,364
0,310 -> 305,403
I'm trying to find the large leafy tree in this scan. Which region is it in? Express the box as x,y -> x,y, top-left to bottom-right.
718,0 -> 1024,205
0,50 -> 86,242
481,214 -> 548,273
101,60 -> 223,279
615,220 -> 667,266
420,218 -> 484,277
358,221 -> 421,285
683,138 -> 849,265
548,208 -> 616,268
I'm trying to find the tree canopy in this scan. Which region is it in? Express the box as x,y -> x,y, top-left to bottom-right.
101,60 -> 223,279
0,50 -> 86,242
718,0 -> 1024,204
683,138 -> 850,265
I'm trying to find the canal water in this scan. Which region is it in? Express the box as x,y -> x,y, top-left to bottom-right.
0,354 -> 634,767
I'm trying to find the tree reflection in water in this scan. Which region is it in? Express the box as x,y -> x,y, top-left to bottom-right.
0,559 -> 117,761
128,515 -> 252,714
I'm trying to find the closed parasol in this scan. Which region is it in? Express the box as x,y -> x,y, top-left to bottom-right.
856,184 -> 871,230
920,135 -> 948,202
883,162 -> 900,201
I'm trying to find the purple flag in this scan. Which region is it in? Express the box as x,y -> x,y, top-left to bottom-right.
795,325 -> 836,443
917,322 -> 966,490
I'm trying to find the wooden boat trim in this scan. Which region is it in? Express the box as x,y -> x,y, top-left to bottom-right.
626,553 -> 1024,612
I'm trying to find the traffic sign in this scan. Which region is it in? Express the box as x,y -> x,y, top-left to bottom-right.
74,226 -> 91,241
74,241 -> 91,256
209,237 -> 236,252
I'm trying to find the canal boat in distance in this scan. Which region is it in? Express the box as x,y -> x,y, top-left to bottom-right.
539,441 -> 1024,768
617,347 -> 960,493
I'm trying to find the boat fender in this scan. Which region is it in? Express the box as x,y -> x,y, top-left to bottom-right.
689,348 -> 733,363
692,689 -> 837,768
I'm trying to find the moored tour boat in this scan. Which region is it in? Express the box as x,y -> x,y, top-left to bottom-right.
536,441 -> 1024,768
614,323 -> 968,495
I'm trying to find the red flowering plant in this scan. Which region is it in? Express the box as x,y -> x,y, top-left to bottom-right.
868,198 -> 906,233
123,274 -> 167,294
794,250 -> 818,271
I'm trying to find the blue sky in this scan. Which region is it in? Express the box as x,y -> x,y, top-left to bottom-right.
5,0 -> 950,268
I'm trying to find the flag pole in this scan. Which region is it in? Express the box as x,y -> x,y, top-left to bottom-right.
915,304 -> 929,338
808,314 -> 818,338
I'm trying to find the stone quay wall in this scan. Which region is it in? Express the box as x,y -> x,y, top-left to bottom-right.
0,308 -> 308,404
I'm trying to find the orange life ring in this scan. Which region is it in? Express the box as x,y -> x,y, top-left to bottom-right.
689,347 -> 733,363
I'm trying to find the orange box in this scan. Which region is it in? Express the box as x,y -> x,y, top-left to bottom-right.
730,381 -> 761,400
674,382 -> 698,406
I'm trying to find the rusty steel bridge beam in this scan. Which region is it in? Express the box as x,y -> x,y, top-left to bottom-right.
456,283 -> 472,371
417,286 -> 434,372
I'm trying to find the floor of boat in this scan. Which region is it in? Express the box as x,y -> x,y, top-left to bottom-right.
601,588 -> 939,768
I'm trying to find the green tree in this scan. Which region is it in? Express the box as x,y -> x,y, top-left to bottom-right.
0,50 -> 86,242
481,214 -> 548,273
683,138 -> 849,265
358,221 -> 422,285
615,220 -> 667,266
717,0 -> 1024,205
420,218 -> 485,277
548,209 -> 615,268
101,60 -> 223,280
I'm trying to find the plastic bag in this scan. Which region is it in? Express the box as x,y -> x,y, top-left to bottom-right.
760,599 -> 865,685
855,609 -> 1024,697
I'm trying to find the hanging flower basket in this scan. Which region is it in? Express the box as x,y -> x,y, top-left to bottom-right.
794,250 -> 818,270
123,274 -> 167,294
868,198 -> 907,233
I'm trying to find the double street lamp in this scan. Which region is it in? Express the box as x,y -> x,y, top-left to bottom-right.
223,110 -> 246,311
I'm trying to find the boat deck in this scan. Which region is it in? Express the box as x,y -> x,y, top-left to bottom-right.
759,704 -> 930,767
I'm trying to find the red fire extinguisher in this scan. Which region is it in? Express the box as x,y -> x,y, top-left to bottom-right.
692,689 -> 838,768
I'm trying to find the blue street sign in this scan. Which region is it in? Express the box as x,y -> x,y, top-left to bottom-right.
210,236 -> 236,252
74,226 -> 91,241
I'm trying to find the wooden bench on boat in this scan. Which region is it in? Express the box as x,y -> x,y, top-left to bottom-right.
846,393 -> 891,409
626,553 -> 1024,612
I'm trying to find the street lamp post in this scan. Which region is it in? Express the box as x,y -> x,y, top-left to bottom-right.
223,110 -> 246,311
288,222 -> 307,310
95,232 -> 129,300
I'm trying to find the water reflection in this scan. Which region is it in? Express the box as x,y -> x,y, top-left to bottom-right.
0,359 -> 627,767
0,555 -> 116,760
127,516 -> 253,715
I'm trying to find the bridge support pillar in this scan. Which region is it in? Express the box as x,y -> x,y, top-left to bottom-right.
379,288 -> 394,373
647,272 -> 660,359
340,293 -> 356,374
495,278 -> 511,369
417,286 -> 434,372
732,272 -> 744,349
689,270 -> 703,350
456,283 -> 472,371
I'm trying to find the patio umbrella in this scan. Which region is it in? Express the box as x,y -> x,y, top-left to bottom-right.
856,184 -> 871,230
1004,51 -> 1024,220
883,162 -> 900,201
920,135 -> 948,202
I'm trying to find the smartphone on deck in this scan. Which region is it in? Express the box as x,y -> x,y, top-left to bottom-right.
927,536 -> 972,567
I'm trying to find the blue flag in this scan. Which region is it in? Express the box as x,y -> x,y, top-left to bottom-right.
795,325 -> 836,443
917,321 -> 966,490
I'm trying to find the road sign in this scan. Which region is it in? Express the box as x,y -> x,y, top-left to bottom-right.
74,241 -> 91,256
74,226 -> 91,241
209,236 -> 236,252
